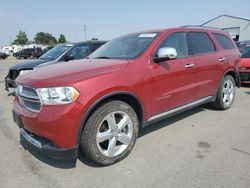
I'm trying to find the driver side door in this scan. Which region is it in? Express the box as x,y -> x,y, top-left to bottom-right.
150,32 -> 197,117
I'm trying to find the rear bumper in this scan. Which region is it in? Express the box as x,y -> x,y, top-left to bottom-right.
240,70 -> 250,83
20,128 -> 78,160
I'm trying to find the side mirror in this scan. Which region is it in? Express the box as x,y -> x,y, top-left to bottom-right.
153,47 -> 177,63
63,54 -> 74,62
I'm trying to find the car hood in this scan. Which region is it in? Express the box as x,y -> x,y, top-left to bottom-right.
10,59 -> 54,70
16,59 -> 128,88
240,58 -> 250,68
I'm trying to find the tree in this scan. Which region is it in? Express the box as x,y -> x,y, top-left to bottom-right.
58,34 -> 66,43
12,31 -> 28,45
34,32 -> 57,45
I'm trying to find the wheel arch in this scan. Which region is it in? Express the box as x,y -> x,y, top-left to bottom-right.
223,69 -> 241,87
76,91 -> 145,146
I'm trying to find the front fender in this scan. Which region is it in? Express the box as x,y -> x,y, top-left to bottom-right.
75,89 -> 144,146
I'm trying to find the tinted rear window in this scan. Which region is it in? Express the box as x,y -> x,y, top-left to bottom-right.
241,50 -> 250,58
188,32 -> 216,55
213,33 -> 234,49
92,43 -> 105,51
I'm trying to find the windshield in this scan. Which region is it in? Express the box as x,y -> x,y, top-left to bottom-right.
89,33 -> 159,59
40,44 -> 72,60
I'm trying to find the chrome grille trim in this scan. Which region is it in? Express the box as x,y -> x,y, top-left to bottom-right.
17,85 -> 42,112
18,92 -> 40,100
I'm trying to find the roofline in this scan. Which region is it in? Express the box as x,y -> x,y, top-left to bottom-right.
182,25 -> 221,30
201,14 -> 250,26
127,26 -> 224,35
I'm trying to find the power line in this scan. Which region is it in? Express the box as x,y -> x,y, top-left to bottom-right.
84,25 -> 87,41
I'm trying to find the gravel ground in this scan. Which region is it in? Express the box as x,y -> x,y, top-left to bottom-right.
0,57 -> 250,188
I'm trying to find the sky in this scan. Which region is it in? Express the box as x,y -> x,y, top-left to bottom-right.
0,0 -> 250,46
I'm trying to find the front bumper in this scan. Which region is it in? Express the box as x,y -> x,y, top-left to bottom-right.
13,96 -> 84,154
20,128 -> 78,160
5,77 -> 16,91
5,70 -> 20,91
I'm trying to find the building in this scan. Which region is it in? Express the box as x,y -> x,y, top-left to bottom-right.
1,45 -> 23,54
201,15 -> 250,41
0,44 -> 48,55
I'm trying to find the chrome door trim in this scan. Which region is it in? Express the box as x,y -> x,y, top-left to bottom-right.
148,96 -> 214,122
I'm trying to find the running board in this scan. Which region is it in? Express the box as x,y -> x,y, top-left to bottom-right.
146,96 -> 215,125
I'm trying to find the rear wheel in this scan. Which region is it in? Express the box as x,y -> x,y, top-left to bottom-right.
80,101 -> 139,165
212,75 -> 236,110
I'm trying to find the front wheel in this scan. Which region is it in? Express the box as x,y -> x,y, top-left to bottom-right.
212,75 -> 236,110
80,101 -> 139,165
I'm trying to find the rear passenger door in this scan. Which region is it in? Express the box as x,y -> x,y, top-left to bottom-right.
187,32 -> 222,99
212,33 -> 239,76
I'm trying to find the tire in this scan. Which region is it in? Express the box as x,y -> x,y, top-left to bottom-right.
80,101 -> 139,166
212,75 -> 236,110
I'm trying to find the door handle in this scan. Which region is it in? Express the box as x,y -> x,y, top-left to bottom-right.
219,57 -> 226,62
185,63 -> 195,68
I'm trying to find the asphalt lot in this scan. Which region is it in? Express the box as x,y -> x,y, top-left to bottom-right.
0,57 -> 250,188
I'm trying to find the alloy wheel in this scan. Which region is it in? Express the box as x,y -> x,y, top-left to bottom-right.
96,111 -> 133,157
222,79 -> 235,107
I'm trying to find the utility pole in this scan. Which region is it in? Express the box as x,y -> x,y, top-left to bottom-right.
84,25 -> 87,41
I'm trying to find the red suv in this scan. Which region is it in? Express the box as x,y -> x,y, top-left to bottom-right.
13,27 -> 240,165
239,49 -> 250,83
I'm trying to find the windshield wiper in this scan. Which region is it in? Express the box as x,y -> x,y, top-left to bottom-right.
95,56 -> 110,59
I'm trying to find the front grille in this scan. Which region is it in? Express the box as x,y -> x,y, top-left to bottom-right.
17,85 -> 41,112
21,86 -> 38,98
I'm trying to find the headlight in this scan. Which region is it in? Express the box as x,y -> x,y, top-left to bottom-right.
19,70 -> 32,75
37,87 -> 80,105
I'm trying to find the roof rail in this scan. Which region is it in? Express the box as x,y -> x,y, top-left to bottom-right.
181,25 -> 221,30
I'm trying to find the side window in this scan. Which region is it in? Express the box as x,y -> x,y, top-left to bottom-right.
67,45 -> 90,60
188,32 -> 216,55
213,33 -> 234,49
158,32 -> 188,58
